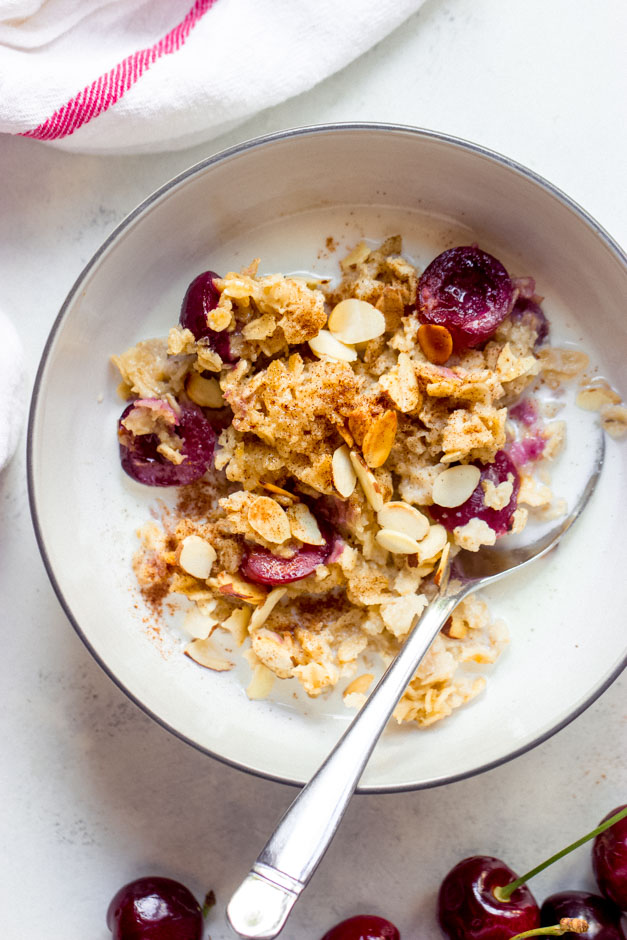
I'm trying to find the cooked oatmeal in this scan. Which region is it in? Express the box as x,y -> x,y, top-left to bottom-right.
113,237 -> 625,727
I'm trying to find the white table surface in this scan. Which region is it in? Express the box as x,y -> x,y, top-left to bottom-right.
1,0 -> 625,937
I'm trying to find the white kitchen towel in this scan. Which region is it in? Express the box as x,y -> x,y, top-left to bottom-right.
0,0 -> 426,155
0,310 -> 25,471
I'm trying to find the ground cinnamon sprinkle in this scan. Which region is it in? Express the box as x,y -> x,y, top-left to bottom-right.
115,235 -> 602,726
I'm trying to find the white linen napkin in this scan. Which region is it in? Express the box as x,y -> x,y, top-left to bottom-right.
0,310 -> 25,471
0,0 -> 426,155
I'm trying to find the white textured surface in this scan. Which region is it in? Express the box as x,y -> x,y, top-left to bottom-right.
0,0 -> 625,937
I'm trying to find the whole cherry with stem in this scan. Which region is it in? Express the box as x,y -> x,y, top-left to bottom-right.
438,806 -> 627,940
541,891 -> 625,940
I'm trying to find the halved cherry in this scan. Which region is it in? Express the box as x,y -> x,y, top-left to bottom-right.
179,270 -> 235,362
418,246 -> 514,350
118,399 -> 216,486
241,526 -> 333,585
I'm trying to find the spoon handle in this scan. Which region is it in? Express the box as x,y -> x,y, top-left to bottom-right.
227,589 -> 465,939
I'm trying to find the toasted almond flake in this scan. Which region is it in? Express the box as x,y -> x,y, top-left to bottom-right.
246,663 -> 275,700
185,372 -> 224,408
336,424 -> 355,447
222,607 -> 251,645
434,541 -> 451,588
432,465 -> 481,508
248,496 -> 291,544
287,503 -> 324,545
349,450 -> 384,512
362,409 -> 397,468
261,481 -> 297,502
328,298 -> 386,345
417,323 -> 453,364
576,383 -> 622,412
416,524 -> 448,563
332,444 -> 357,497
183,605 -> 218,640
340,240 -> 371,270
178,535 -> 217,579
442,615 -> 467,639
214,571 -> 267,605
308,329 -> 357,362
249,587 -> 287,631
376,529 -> 421,554
184,637 -> 233,671
344,673 -> 374,697
377,501 -> 430,541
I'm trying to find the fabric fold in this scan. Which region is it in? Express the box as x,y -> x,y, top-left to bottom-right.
0,0 -> 426,154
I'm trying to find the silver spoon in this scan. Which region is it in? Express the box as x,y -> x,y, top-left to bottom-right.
227,433 -> 605,939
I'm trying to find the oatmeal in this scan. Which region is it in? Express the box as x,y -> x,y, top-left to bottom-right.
113,238 -> 623,727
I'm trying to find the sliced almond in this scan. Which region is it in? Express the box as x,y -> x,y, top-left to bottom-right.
442,615 -> 467,639
248,496 -> 291,544
349,450 -> 384,512
249,587 -> 287,631
336,423 -> 354,447
178,535 -> 217,579
328,298 -> 386,345
184,637 -> 233,671
185,372 -> 224,408
432,465 -> 481,508
214,571 -> 266,605
377,501 -> 430,541
376,529 -> 421,554
261,481 -> 297,502
344,673 -> 374,697
246,663 -> 276,700
308,329 -> 357,362
222,607 -> 251,645
332,444 -> 357,497
417,324 -> 453,365
182,605 -> 218,640
287,503 -> 324,545
416,524 -> 448,563
433,541 -> 451,589
362,409 -> 397,468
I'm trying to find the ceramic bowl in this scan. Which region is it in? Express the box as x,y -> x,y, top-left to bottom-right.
28,124 -> 627,791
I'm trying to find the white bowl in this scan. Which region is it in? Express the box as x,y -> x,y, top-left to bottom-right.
28,124 -> 627,791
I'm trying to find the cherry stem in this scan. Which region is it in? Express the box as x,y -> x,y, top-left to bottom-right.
510,919 -> 589,940
494,805 -> 627,902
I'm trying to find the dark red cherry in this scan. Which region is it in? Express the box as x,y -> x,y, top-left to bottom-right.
179,270 -> 234,362
540,891 -> 626,940
593,806 -> 627,910
429,451 -> 520,535
240,528 -> 333,585
510,296 -> 549,346
118,399 -> 216,486
106,876 -> 203,940
320,914 -> 400,940
438,856 -> 539,940
417,246 -> 514,350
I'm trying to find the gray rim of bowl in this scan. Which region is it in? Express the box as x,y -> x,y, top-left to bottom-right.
27,121 -> 627,794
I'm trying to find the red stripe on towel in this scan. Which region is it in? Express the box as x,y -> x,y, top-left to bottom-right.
21,0 -> 217,141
